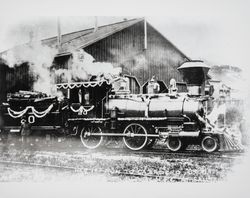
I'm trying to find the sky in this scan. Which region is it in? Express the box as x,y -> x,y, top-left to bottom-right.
0,0 -> 250,72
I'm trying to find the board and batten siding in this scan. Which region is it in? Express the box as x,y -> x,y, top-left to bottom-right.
85,22 -> 144,67
5,63 -> 32,94
84,21 -> 188,87
0,63 -> 7,103
144,23 -> 188,85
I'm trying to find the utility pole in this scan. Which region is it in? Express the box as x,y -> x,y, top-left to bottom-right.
93,16 -> 98,32
144,17 -> 147,50
57,16 -> 62,50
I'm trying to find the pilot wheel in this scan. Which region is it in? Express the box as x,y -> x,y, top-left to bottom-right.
166,137 -> 182,152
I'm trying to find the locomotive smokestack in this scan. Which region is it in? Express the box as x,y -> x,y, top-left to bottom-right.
178,60 -> 210,96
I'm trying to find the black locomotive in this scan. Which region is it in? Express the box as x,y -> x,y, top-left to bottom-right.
0,67 -> 223,153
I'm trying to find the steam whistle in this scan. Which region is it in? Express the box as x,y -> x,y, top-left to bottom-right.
178,60 -> 210,96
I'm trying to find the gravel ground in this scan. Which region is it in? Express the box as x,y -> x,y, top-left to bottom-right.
0,135 -> 246,182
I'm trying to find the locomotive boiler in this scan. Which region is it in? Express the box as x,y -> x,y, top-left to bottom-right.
102,92 -> 208,151
1,61 -> 239,153
106,94 -> 204,119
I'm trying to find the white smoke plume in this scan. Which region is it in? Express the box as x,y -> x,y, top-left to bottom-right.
55,49 -> 121,82
109,44 -> 187,73
109,46 -> 148,72
209,65 -> 247,99
1,43 -> 121,97
208,65 -> 250,146
226,66 -> 250,184
2,41 -> 58,96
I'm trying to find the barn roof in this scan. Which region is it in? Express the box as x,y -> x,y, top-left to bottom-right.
0,18 -> 188,59
0,18 -> 144,58
44,18 -> 145,56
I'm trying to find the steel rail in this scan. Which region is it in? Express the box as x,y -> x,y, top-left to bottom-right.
0,160 -> 217,182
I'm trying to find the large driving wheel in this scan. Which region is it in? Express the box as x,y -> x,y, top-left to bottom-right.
123,123 -> 148,151
201,135 -> 218,153
80,126 -> 103,149
166,137 -> 182,152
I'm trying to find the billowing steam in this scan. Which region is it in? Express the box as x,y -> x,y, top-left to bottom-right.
2,44 -> 122,97
109,45 -> 186,83
2,41 -> 57,95
133,54 -> 148,70
208,65 -> 250,146
209,65 -> 247,99
109,46 -> 150,73
55,49 -> 121,82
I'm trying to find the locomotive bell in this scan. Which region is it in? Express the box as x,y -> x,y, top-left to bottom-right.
178,60 -> 210,96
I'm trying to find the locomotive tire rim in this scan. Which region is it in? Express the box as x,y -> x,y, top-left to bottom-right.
123,123 -> 148,151
166,137 -> 182,152
201,136 -> 218,153
80,126 -> 103,149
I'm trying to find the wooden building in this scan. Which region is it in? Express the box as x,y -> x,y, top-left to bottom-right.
0,18 -> 189,102
0,59 -> 7,103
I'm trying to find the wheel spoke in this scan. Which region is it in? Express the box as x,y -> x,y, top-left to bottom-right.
134,125 -> 138,133
136,126 -> 141,134
130,126 -> 135,134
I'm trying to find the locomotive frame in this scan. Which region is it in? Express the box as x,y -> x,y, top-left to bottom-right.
57,75 -> 220,152
0,75 -> 221,153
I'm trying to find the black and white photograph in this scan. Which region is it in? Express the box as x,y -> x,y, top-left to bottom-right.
0,0 -> 250,197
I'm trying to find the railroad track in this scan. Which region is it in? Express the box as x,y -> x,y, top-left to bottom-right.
0,141 -> 244,160
0,136 -> 245,159
0,145 -> 241,182
82,147 -> 245,160
0,160 -> 207,182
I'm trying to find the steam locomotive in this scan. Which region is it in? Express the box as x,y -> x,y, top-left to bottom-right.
0,61 -> 223,153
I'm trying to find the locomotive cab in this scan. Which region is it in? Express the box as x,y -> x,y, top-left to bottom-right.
56,80 -> 112,118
